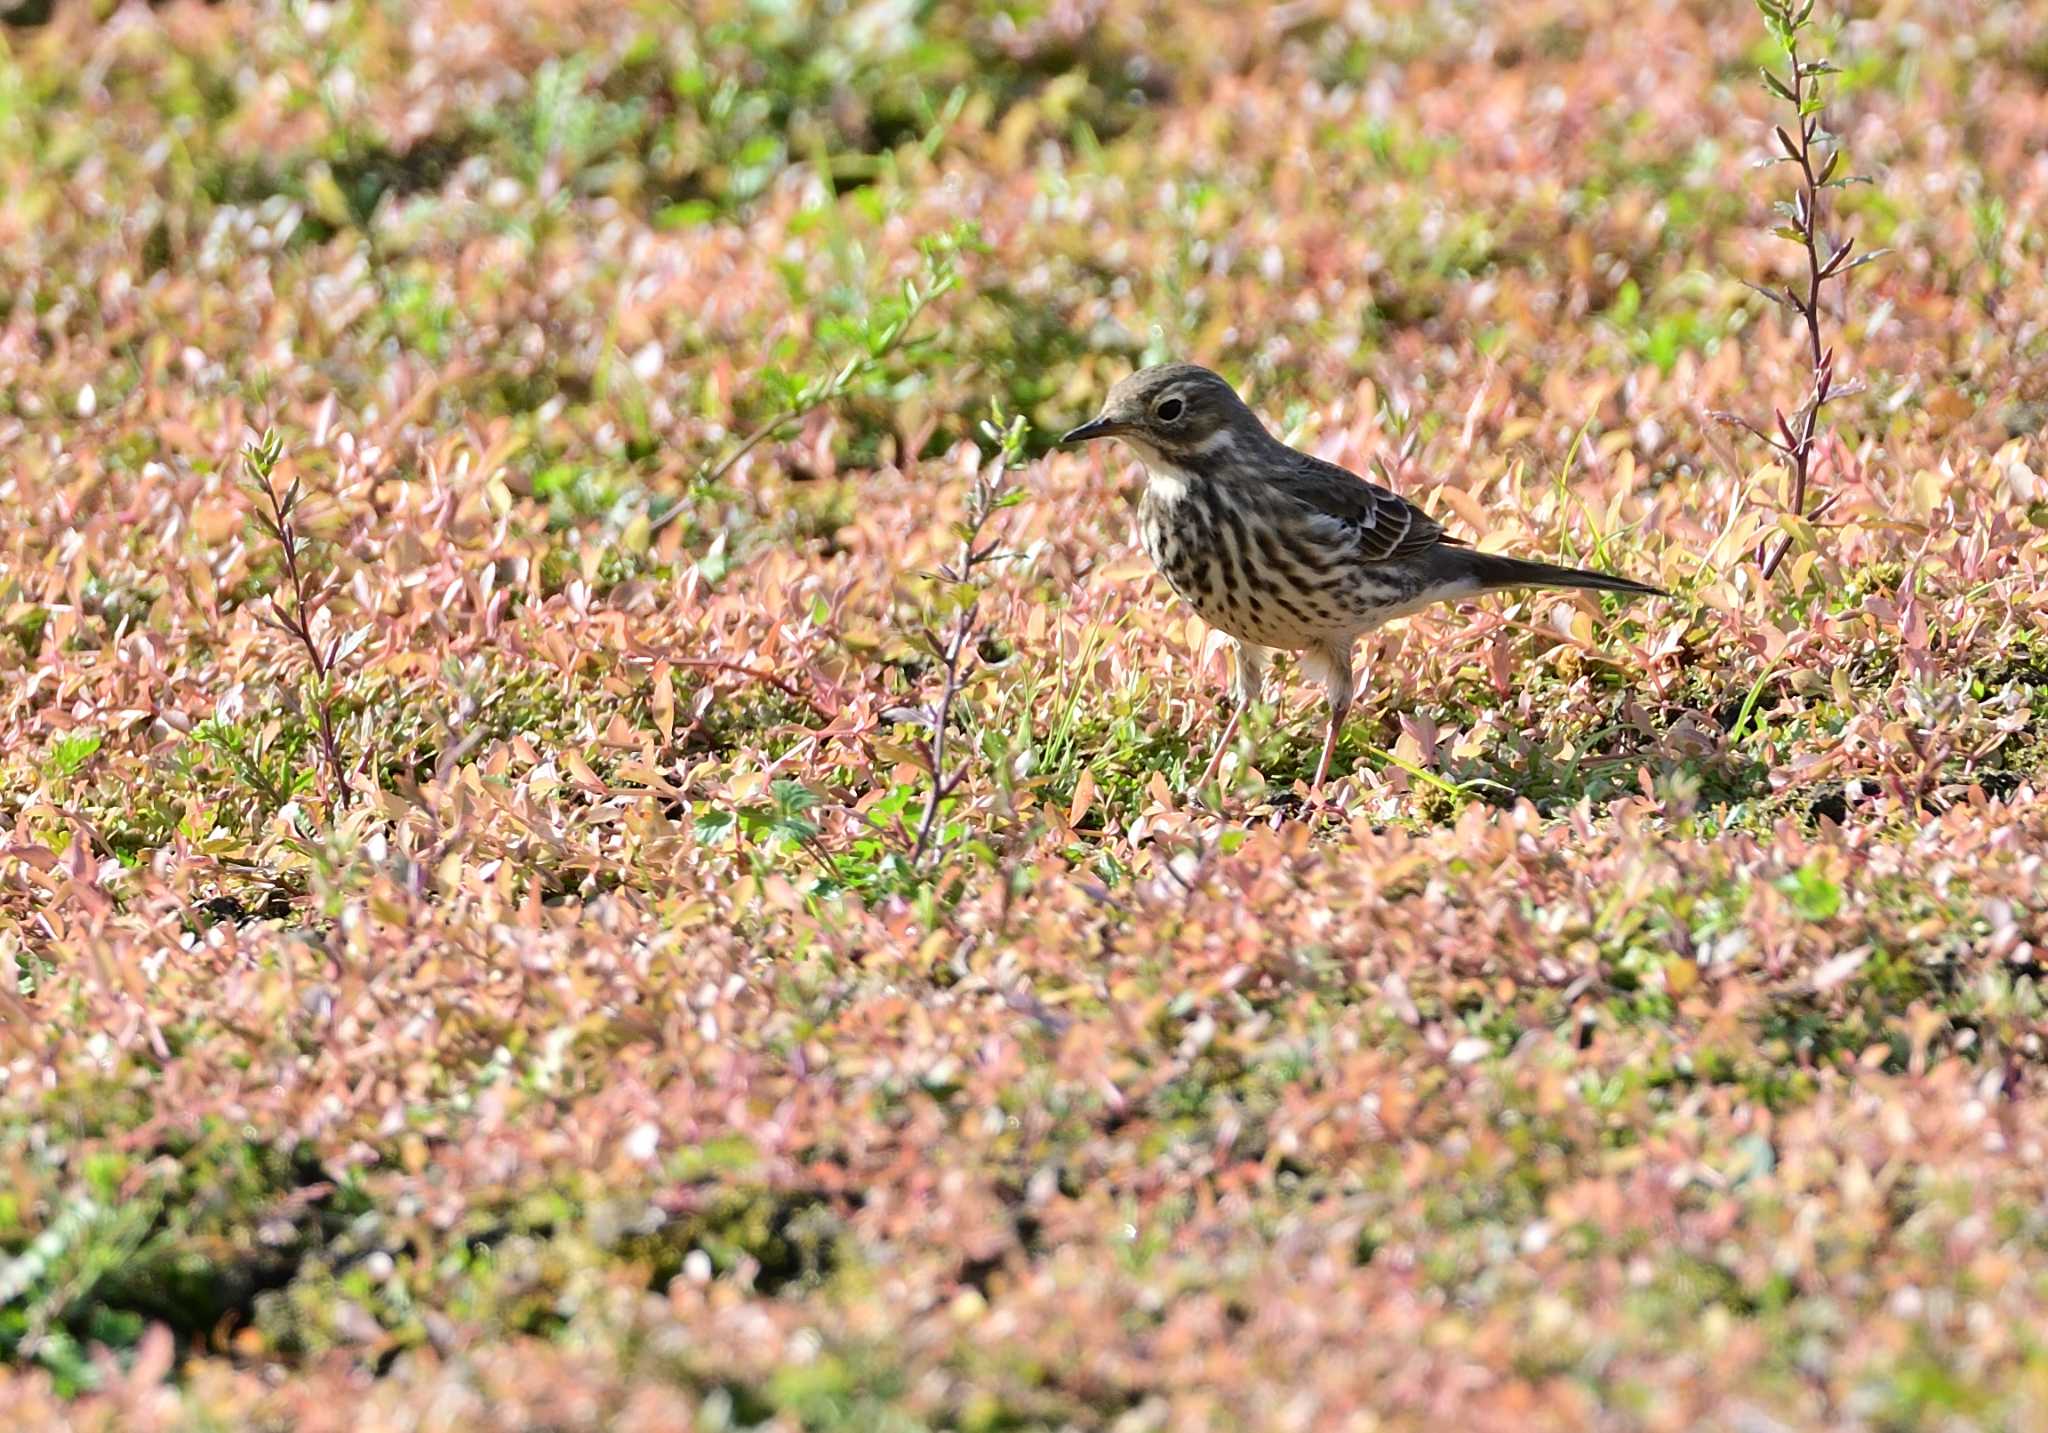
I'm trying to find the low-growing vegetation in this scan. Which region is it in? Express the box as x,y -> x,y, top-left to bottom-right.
3,0 -> 2047,1428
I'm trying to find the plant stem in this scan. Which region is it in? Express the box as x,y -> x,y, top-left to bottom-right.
908,417 -> 1026,869
246,433 -> 355,808
908,600 -> 978,868
1722,5 -> 1883,585
647,241 -> 962,538
1758,34 -> 1834,581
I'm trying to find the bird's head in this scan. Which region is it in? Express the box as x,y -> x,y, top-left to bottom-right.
1060,363 -> 1264,468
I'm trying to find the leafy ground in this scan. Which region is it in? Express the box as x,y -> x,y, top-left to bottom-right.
4,0 -> 2048,1428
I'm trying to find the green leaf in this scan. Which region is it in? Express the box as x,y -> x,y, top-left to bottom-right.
734,132 -> 782,169
1776,860 -> 1842,921
693,808 -> 737,844
657,200 -> 717,229
771,814 -> 820,845
46,731 -> 102,777
771,779 -> 821,817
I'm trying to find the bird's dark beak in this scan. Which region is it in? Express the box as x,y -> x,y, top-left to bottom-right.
1060,416 -> 1122,444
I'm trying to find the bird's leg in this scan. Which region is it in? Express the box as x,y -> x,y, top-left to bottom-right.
1192,642 -> 1267,797
1310,706 -> 1348,791
1305,642 -> 1357,793
1194,710 -> 1243,795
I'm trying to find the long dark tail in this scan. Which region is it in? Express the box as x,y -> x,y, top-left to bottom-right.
1457,550 -> 1665,598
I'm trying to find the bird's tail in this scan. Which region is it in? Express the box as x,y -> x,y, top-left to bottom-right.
1457,551 -> 1665,598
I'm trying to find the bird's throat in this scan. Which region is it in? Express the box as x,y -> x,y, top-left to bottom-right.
1142,461 -> 1199,505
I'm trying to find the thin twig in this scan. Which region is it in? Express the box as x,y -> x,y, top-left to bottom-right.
1757,30 -> 1832,579
1726,6 -> 1884,582
647,238 -> 965,537
244,431 -> 355,808
646,401 -> 811,538
908,612 -> 978,866
1708,409 -> 1791,456
907,413 -> 1029,868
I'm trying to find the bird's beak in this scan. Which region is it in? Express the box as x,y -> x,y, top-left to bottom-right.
1060,415 -> 1123,444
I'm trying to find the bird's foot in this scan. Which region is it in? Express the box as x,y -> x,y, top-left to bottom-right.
1267,776 -> 1351,828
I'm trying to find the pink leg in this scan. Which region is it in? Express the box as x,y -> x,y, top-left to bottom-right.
1310,704 -> 1347,790
1188,642 -> 1268,800
1193,705 -> 1246,795
1304,642 -> 1357,794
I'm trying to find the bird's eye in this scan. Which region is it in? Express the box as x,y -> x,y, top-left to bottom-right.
1155,397 -> 1185,422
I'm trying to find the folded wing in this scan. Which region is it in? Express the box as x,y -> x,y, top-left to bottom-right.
1264,451 -> 1455,563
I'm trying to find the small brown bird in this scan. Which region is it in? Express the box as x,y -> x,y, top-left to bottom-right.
1062,363 -> 1663,795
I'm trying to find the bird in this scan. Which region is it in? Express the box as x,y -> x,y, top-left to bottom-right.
1061,362 -> 1663,797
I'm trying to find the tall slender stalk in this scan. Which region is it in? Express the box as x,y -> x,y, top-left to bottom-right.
1713,1 -> 1886,580
908,408 -> 1029,868
244,430 -> 358,808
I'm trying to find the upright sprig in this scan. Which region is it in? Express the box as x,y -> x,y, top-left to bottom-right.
906,405 -> 1031,869
648,225 -> 973,536
244,430 -> 359,808
1717,1 -> 1886,580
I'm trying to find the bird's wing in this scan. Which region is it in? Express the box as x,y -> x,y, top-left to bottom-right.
1265,451 -> 1454,562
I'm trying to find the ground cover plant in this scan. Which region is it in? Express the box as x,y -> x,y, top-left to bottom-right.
3,0 -> 2048,1427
